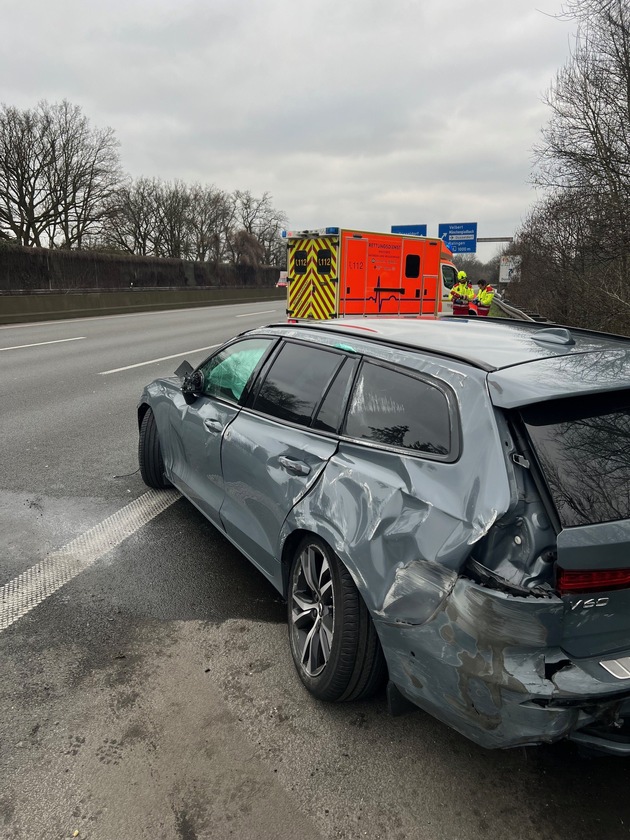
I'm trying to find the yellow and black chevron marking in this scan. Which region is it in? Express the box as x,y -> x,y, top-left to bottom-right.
288,237 -> 338,320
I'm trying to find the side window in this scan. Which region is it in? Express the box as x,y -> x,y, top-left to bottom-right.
442,265 -> 457,290
405,254 -> 420,279
199,338 -> 273,403
313,357 -> 359,433
344,362 -> 451,456
252,342 -> 344,427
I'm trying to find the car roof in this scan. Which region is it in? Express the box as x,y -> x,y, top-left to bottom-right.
265,316 -> 629,369
260,316 -> 630,407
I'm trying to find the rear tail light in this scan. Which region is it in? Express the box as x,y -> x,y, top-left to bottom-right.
557,567 -> 630,594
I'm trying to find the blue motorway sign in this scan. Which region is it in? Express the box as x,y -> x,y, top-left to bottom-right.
391,224 -> 427,237
438,222 -> 478,254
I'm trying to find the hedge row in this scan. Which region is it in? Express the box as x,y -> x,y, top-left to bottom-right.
0,244 -> 280,292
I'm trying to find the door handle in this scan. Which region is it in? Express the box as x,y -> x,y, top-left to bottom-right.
203,418 -> 223,433
278,456 -> 311,476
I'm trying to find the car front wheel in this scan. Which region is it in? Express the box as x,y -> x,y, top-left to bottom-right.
138,407 -> 171,489
288,536 -> 386,702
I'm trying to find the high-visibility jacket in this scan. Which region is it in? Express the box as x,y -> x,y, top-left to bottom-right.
477,285 -> 495,307
450,282 -> 474,301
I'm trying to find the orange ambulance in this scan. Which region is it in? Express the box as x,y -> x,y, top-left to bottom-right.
284,227 -> 457,320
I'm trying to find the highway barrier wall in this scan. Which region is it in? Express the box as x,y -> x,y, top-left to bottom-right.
0,244 -> 284,324
0,287 -> 286,325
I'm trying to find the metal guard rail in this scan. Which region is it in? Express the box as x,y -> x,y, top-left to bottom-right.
493,297 -> 536,322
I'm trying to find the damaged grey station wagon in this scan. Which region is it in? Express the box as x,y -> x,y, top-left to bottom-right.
137,317 -> 630,756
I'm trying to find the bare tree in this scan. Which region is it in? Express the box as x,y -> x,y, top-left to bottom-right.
0,104 -> 57,245
47,101 -> 123,248
514,0 -> 630,334
0,100 -> 122,248
509,188 -> 630,332
151,179 -> 192,259
187,183 -> 233,263
104,177 -> 160,255
100,179 -> 288,267
231,190 -> 288,265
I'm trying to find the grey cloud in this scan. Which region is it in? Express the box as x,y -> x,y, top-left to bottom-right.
1,0 -> 574,257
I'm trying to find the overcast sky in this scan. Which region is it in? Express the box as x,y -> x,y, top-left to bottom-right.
1,0 -> 575,262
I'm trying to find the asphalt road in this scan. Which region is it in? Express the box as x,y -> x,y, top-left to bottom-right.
1,304 -> 630,840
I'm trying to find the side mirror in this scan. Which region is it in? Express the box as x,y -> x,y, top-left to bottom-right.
181,370 -> 204,401
174,360 -> 194,378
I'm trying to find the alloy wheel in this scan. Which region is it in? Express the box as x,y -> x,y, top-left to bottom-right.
290,543 -> 335,678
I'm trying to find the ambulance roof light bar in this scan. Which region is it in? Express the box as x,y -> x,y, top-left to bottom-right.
281,227 -> 339,238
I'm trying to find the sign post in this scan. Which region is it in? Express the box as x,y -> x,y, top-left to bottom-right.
438,223 -> 478,254
499,255 -> 522,283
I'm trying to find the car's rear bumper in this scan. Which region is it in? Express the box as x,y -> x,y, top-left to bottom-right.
375,578 -> 630,753
569,723 -> 630,756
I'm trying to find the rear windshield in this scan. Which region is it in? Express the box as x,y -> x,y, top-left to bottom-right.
521,391 -> 630,528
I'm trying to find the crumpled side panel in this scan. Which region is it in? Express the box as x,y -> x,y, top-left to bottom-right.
287,380 -> 512,622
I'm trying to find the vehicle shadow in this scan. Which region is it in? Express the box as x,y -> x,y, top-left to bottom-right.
95,496 -> 288,625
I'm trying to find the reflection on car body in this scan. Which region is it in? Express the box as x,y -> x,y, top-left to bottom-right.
138,316 -> 630,756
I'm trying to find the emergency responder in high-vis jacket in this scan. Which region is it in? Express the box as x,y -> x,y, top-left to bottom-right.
474,279 -> 495,316
450,272 -> 474,315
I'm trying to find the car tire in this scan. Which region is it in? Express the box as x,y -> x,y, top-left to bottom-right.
288,535 -> 386,702
138,408 -> 171,489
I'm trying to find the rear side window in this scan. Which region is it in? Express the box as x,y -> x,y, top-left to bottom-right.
252,342 -> 344,427
344,362 -> 451,456
522,391 -> 630,527
313,357 -> 359,433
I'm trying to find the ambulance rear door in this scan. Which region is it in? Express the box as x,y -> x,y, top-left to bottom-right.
418,239 -> 441,315
287,234 -> 339,320
367,234 -> 407,315
397,238 -> 425,315
339,231 -> 369,316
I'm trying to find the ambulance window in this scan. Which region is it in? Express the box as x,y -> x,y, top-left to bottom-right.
405,254 -> 420,279
442,265 -> 457,289
317,249 -> 332,275
294,249 -> 308,275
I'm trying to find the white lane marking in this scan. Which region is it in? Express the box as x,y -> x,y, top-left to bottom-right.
0,302 -> 284,330
0,336 -> 86,352
235,309 -> 279,318
99,344 -> 220,375
0,489 -> 181,632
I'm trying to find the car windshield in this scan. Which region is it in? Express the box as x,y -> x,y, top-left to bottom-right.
521,390 -> 630,528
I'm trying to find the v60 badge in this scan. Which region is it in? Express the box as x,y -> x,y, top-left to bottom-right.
570,597 -> 610,611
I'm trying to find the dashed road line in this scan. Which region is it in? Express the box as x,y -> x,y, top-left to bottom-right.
0,489 -> 181,632
0,336 -> 86,352
235,310 -> 279,318
99,345 -> 220,375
